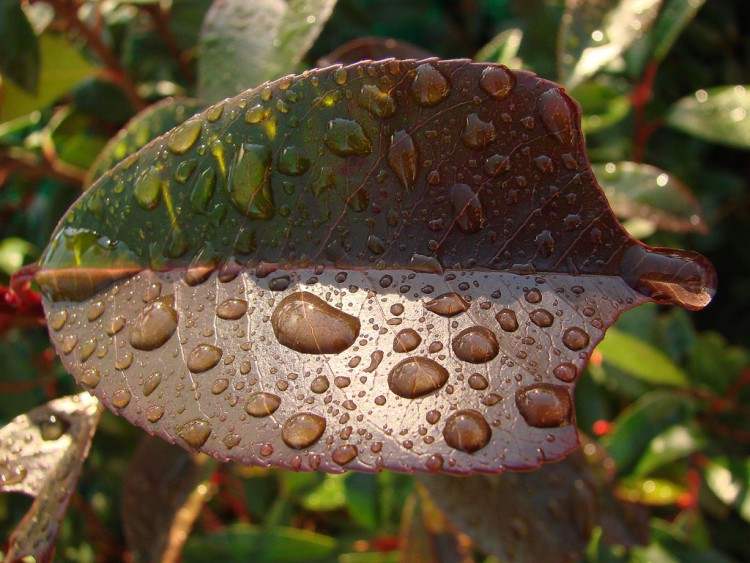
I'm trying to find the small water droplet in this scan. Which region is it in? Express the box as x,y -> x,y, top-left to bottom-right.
425,453 -> 444,472
425,292 -> 470,317
388,357 -> 449,398
496,308 -> 518,332
245,392 -> 282,417
535,230 -> 555,257
529,309 -> 554,328
363,350 -> 384,373
451,183 -> 484,233
452,326 -> 500,363
61,334 -> 78,355
540,88 -> 575,146
562,327 -> 590,351
187,344 -> 223,373
484,154 -> 510,176
332,444 -> 357,465
143,372 -> 162,396
553,363 -> 577,382
281,412 -> 326,449
479,66 -> 515,99
393,328 -> 422,353
271,292 -> 360,354
129,295 -> 178,351
207,102 -> 224,122
49,309 -> 67,331
324,118 -> 372,157
134,165 -> 163,210
115,351 -> 133,370
443,410 -> 491,453
190,168 -> 216,214
168,118 -> 203,155
516,384 -> 572,428
80,367 -> 100,388
333,67 -> 348,85
468,373 -> 489,390
367,235 -> 386,255
146,406 -> 164,422
310,376 -> 330,394
227,143 -> 275,219
87,301 -> 105,322
390,303 -> 404,316
358,84 -> 396,117
411,63 -> 450,107
112,388 -> 132,409
525,288 -> 542,303
178,419 -> 212,448
277,146 -> 310,176
387,130 -> 418,191
39,414 -> 69,441
463,113 -> 496,149
216,298 -> 248,320
107,316 -> 126,336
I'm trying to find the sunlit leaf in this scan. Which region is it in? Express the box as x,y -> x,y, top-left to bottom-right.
475,28 -> 524,69
666,85 -> 750,150
616,476 -> 688,506
198,0 -> 338,102
0,393 -> 102,562
317,37 -> 433,67
558,0 -> 663,89
704,457 -> 750,523
34,59 -> 715,475
572,80 -> 631,134
0,0 -> 40,93
650,0 -> 707,63
632,423 -> 706,477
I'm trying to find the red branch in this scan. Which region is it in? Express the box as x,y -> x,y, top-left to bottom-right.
632,61 -> 661,162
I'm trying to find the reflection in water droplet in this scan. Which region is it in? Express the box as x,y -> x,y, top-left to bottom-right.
443,410 -> 491,453
271,292 -> 360,354
553,363 -> 578,382
282,412 -> 326,449
129,295 -> 178,351
332,444 -> 358,465
452,327 -> 500,364
227,143 -> 275,219
187,344 -> 223,373
425,292 -> 470,317
324,118 -> 372,157
388,357 -> 449,398
463,113 -> 496,149
358,84 -> 396,117
411,63 -> 450,107
388,130 -> 418,191
562,327 -> 590,351
178,419 -> 212,448
451,183 -> 484,233
393,328 -> 422,353
516,384 -> 572,428
216,298 -> 248,320
479,66 -> 516,99
529,309 -> 554,328
245,392 -> 281,417
168,118 -> 203,155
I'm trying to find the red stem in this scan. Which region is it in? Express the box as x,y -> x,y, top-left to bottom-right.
632,61 -> 660,162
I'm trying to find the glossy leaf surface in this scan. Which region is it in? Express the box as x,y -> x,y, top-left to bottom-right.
36,59 -> 716,475
198,0 -> 338,102
0,393 -> 102,562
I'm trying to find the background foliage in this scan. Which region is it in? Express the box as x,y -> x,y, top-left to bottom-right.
0,0 -> 749,561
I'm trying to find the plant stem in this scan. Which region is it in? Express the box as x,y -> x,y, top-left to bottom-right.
142,4 -> 196,85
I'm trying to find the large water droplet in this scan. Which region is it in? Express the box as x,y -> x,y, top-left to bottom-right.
462,113 -> 496,149
245,392 -> 281,417
516,384 -> 572,428
282,412 -> 326,449
178,419 -> 212,448
227,143 -> 275,219
190,168 -> 216,214
479,66 -> 515,99
187,344 -> 223,373
324,118 -> 372,157
540,88 -> 575,146
134,165 -> 163,210
451,183 -> 484,233
387,130 -> 418,191
277,146 -> 310,176
443,410 -> 491,453
425,292 -> 470,317
388,357 -> 449,398
452,326 -> 500,364
411,63 -> 450,107
393,328 -> 422,353
562,327 -> 590,351
358,84 -> 396,118
271,292 -> 361,354
168,118 -> 203,155
129,295 -> 178,351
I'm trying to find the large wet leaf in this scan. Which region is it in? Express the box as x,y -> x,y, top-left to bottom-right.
198,0 -> 338,102
0,392 -> 102,562
34,59 -> 716,475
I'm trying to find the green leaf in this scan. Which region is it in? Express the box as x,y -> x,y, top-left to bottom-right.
650,0 -> 707,63
34,60 -> 716,476
198,0 -> 338,102
558,0 -> 663,89
45,107 -> 111,172
344,473 -> 379,529
181,524 -> 337,562
616,476 -> 688,505
0,0 -> 40,93
474,28 -> 524,68
704,457 -> 750,523
666,85 -> 750,149
632,424 -> 706,477
1,33 -> 96,123
596,327 -> 690,387
571,80 -> 631,134
602,390 -> 696,473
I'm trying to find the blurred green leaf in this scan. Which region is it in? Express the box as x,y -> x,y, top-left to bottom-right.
0,237 -> 37,277
198,0 -> 338,102
558,0 -> 663,88
72,78 -> 135,124
45,108 -> 110,172
666,85 -> 750,149
474,28 -> 524,68
597,328 -> 690,387
616,476 -> 688,505
631,519 -> 735,563
687,332 -> 748,395
1,33 -> 96,123
632,424 -> 706,477
298,474 -> 346,512
602,390 -> 696,473
345,473 -> 379,530
0,0 -> 40,94
572,80 -> 631,134
704,457 -> 750,523
182,524 -> 337,562
650,0 -> 707,63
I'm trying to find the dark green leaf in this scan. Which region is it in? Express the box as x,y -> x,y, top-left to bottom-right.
198,0 -> 338,102
650,0 -> 707,63
632,424 -> 706,477
0,0 -> 40,93
666,85 -> 750,149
